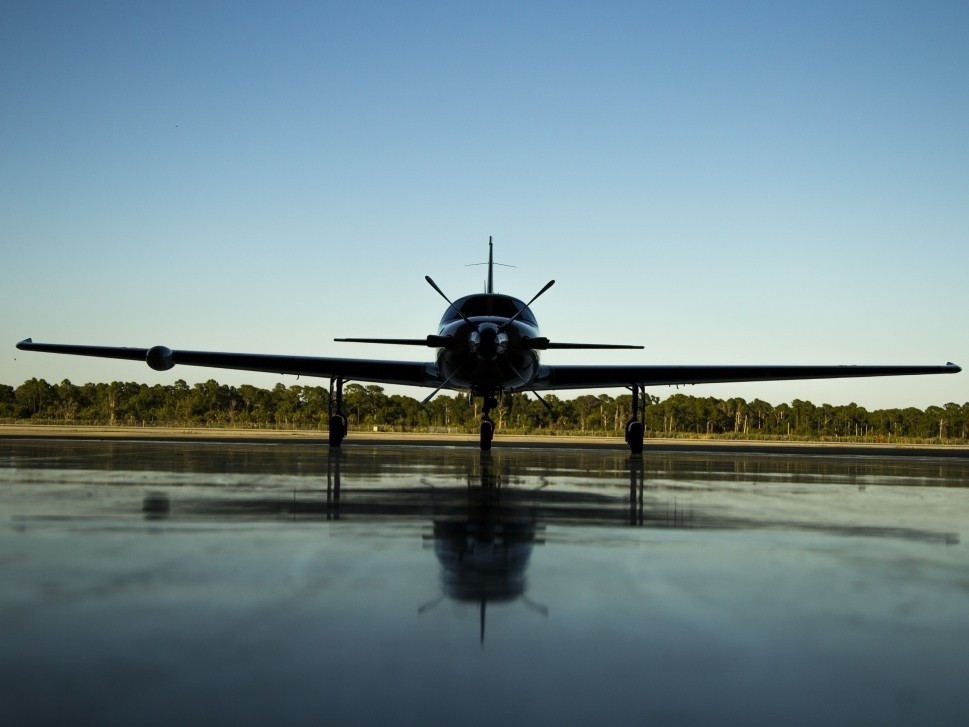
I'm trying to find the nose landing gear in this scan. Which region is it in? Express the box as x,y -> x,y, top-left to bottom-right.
479,391 -> 500,451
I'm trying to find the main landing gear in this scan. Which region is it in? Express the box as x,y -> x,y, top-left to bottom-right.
328,377 -> 348,448
625,384 -> 647,455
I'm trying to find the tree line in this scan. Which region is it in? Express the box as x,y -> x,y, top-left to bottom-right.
2,377 -> 968,443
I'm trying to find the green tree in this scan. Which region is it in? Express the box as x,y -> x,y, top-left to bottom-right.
16,378 -> 56,419
0,384 -> 15,417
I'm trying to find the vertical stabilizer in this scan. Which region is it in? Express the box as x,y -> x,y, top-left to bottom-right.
487,236 -> 494,294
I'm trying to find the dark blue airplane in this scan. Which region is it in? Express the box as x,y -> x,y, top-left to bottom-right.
16,239 -> 961,452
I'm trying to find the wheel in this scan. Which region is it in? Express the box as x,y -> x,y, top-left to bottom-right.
625,420 -> 644,455
479,419 -> 494,451
328,414 -> 347,447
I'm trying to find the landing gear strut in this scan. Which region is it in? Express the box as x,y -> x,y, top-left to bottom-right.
479,391 -> 499,451
625,384 -> 646,455
328,377 -> 348,448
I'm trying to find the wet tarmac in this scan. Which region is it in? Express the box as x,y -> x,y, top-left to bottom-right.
1,438 -> 968,725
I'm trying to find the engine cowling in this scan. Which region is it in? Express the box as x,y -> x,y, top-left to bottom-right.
146,345 -> 175,371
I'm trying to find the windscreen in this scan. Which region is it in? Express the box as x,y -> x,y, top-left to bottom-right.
440,295 -> 537,325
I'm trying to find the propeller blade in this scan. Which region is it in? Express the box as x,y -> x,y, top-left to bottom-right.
420,387 -> 442,406
505,361 -> 553,411
528,388 -> 553,411
424,274 -> 451,302
425,276 -> 477,329
499,279 -> 555,332
420,364 -> 465,406
521,596 -> 550,618
527,279 -> 556,306
507,360 -> 530,387
418,595 -> 445,615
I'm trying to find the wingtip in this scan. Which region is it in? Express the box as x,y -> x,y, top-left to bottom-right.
16,338 -> 32,349
947,362 -> 962,372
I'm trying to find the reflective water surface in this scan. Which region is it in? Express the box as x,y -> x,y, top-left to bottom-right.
1,438 -> 968,725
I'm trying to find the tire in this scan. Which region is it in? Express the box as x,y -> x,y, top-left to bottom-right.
626,420 -> 644,454
328,415 -> 347,447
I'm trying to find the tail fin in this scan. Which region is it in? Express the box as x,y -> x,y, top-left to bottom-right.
487,236 -> 494,294
467,236 -> 512,292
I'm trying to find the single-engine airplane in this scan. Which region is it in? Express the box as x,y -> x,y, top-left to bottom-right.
16,238 -> 961,453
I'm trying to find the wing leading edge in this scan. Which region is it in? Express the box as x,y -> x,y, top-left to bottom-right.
15,339 -> 435,388
534,363 -> 962,391
15,339 -> 961,392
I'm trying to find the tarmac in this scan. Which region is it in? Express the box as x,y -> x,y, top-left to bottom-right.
3,423 -> 968,456
2,434 -> 968,725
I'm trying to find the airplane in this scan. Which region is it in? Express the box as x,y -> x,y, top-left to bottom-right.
16,238 -> 961,453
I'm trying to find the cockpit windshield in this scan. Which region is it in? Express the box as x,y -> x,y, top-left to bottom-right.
440,294 -> 537,325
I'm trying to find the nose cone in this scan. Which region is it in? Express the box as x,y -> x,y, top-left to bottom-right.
469,324 -> 508,361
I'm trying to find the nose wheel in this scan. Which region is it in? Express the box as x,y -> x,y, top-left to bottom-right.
329,414 -> 347,447
624,419 -> 644,454
480,417 -> 495,450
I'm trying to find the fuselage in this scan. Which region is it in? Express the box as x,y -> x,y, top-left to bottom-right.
435,293 -> 541,394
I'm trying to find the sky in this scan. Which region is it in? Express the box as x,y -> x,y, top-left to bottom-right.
2,0 -> 967,410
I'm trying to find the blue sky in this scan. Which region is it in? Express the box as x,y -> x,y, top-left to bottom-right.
3,1 -> 967,409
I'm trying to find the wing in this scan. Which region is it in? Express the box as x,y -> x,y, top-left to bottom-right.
16,339 -> 437,388
534,363 -> 961,390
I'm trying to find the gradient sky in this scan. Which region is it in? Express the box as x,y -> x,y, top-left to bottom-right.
3,1 -> 967,410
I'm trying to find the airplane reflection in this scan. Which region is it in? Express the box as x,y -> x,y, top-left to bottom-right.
417,457 -> 548,643
140,449 -> 958,642
139,449 -> 959,540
